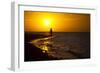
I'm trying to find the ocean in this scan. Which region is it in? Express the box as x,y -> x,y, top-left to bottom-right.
24,32 -> 90,61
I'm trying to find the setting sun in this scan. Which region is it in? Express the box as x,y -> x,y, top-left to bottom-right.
24,11 -> 90,32
44,19 -> 51,27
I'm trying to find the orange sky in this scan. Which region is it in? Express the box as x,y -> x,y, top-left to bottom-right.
24,11 -> 90,32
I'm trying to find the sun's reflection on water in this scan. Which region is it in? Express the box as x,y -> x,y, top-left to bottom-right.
30,37 -> 52,54
42,46 -> 49,53
30,36 -> 73,59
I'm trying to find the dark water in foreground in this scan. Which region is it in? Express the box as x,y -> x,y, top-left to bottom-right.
24,32 -> 90,62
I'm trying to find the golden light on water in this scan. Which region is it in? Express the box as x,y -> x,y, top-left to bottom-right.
42,46 -> 48,53
24,11 -> 90,32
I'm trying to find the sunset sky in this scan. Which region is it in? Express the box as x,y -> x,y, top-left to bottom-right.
24,11 -> 90,32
